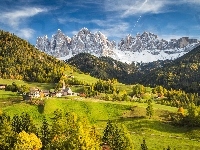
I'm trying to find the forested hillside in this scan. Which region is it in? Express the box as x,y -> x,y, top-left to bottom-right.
66,53 -> 173,85
0,30 -> 74,83
137,45 -> 200,93
66,48 -> 200,94
66,53 -> 137,83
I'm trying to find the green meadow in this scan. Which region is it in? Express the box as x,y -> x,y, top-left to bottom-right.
1,97 -> 200,149
0,78 -> 200,149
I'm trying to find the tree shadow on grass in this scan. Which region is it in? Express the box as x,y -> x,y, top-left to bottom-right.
97,117 -> 190,134
122,117 -> 190,134
38,104 -> 44,114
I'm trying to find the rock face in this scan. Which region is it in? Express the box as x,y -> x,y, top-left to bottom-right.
36,29 -> 199,63
36,29 -> 71,57
35,28 -> 116,58
118,32 -> 199,53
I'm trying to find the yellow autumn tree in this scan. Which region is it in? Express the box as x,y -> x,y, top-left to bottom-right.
0,109 -> 2,116
50,111 -> 101,150
14,131 -> 42,150
177,107 -> 184,115
69,118 -> 101,150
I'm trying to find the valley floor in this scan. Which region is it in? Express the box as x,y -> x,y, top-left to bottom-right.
1,96 -> 200,149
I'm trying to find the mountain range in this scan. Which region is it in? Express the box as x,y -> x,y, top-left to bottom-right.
36,28 -> 116,59
36,28 -> 199,63
0,29 -> 199,94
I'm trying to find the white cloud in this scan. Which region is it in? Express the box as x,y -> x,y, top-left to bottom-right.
58,17 -> 83,24
104,0 -> 171,18
182,0 -> 200,5
58,17 -> 130,39
90,20 -> 130,40
71,30 -> 79,35
67,18 -> 129,41
58,18 -> 67,24
17,28 -> 35,39
0,7 -> 48,40
159,34 -> 185,41
1,7 -> 48,28
104,0 -> 200,18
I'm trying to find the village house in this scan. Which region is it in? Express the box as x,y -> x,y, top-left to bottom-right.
23,87 -> 41,100
41,90 -> 50,97
29,87 -> 40,98
49,91 -> 56,97
56,92 -> 62,97
0,84 -> 7,90
56,79 -> 77,97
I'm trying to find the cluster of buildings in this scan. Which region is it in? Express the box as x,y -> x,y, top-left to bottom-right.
0,80 -> 78,101
23,85 -> 77,100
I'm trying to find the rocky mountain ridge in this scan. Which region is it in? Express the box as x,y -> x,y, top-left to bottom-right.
35,28 -> 199,63
118,32 -> 198,53
36,28 -> 116,58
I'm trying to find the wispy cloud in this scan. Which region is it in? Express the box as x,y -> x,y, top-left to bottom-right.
63,0 -> 103,8
104,0 -> 171,18
90,19 -> 130,39
17,28 -> 35,39
0,7 -> 48,40
71,30 -> 79,35
58,17 -> 83,24
0,7 -> 48,28
84,19 -> 130,40
104,0 -> 200,18
182,0 -> 200,5
93,24 -> 129,40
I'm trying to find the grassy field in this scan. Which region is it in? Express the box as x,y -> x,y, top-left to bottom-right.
0,72 -> 98,90
0,90 -> 22,108
1,97 -> 200,149
0,78 -> 199,149
0,78 -> 56,89
0,90 -> 20,99
73,72 -> 98,84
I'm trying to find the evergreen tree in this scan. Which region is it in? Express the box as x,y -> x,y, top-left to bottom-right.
146,99 -> 154,118
102,120 -> 134,150
0,113 -> 15,149
186,103 -> 199,126
163,146 -> 171,150
141,139 -> 148,150
40,117 -> 51,150
12,113 -> 37,134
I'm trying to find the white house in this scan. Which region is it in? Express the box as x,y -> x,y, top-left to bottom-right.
56,92 -> 62,97
29,89 -> 40,98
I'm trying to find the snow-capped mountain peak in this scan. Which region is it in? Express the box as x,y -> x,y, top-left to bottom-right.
36,28 -> 116,58
35,29 -> 199,63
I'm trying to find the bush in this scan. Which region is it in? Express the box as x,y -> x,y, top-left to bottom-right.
29,99 -> 45,106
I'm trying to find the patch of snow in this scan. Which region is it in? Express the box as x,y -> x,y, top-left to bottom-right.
36,29 -> 199,63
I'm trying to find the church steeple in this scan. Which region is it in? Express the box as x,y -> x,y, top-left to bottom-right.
62,80 -> 65,90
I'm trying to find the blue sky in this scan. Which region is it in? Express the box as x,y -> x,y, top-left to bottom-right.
1,0 -> 200,44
